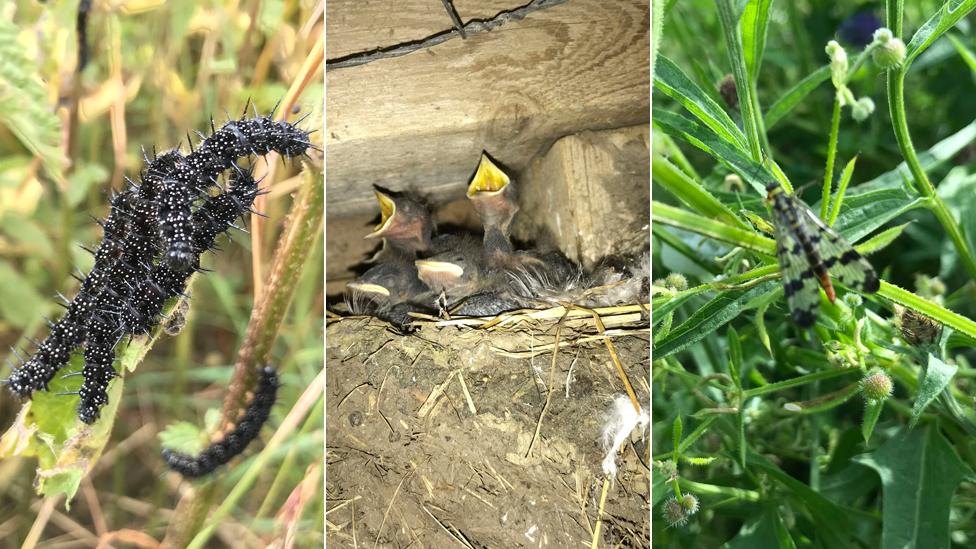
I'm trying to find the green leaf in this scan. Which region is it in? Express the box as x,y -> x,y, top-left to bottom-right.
905,0 -> 976,68
716,0 -> 765,161
158,421 -> 207,455
722,506 -> 797,549
827,156 -> 858,227
740,0 -> 773,80
0,293 -> 187,504
653,281 -> 779,359
747,452 -> 855,548
654,55 -> 748,150
947,33 -> 976,75
0,262 -> 47,330
910,354 -> 958,428
827,188 -> 925,244
855,222 -> 911,255
854,426 -> 972,549
652,201 -> 774,254
654,109 -> 774,195
652,155 -> 749,229
862,399 -> 884,443
765,65 -> 831,129
0,19 -> 67,183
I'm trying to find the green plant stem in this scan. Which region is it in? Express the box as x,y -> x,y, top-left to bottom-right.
678,479 -> 761,502
884,1 -> 976,281
821,98 -> 841,219
742,368 -> 857,399
716,0 -> 764,161
163,163 -> 324,547
254,396 -> 325,519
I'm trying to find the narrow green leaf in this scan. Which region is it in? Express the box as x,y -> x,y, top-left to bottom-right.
827,156 -> 858,227
947,33 -> 976,74
910,354 -> 958,428
741,0 -> 773,80
653,281 -> 779,358
727,326 -> 742,389
716,0 -> 765,161
652,201 -> 775,255
861,400 -> 884,443
905,0 -> 976,68
855,426 -> 972,549
653,155 -> 749,229
654,55 -> 748,150
855,222 -> 911,255
765,65 -> 831,129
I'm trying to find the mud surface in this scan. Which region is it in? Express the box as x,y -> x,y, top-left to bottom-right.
325,313 -> 650,547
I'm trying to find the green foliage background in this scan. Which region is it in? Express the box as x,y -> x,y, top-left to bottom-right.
653,1 -> 976,547
0,1 -> 323,547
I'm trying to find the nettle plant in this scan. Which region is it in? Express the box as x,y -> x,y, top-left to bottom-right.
652,1 -> 976,547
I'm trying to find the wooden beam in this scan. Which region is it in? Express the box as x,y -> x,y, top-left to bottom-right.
326,0 -> 650,216
513,125 -> 649,269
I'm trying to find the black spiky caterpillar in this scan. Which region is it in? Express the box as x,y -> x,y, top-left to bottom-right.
5,112 -> 309,430
159,116 -> 312,271
161,366 -> 279,478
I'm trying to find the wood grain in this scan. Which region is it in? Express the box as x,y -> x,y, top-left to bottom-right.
513,125 -> 649,269
326,1 -> 524,59
326,0 -> 650,216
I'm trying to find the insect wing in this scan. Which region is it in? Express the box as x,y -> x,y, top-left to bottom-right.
798,206 -> 880,293
771,205 -> 821,328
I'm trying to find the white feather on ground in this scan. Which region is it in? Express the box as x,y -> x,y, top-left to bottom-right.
601,394 -> 649,479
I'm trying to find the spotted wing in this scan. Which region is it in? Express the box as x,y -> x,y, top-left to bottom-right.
797,205 -> 880,294
770,208 -> 821,328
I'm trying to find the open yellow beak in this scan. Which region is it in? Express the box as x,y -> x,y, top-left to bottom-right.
365,190 -> 397,239
466,153 -> 510,198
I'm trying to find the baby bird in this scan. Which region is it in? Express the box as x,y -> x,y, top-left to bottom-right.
414,234 -> 485,305
466,153 -> 519,261
466,153 -> 582,301
344,259 -> 436,331
365,186 -> 434,259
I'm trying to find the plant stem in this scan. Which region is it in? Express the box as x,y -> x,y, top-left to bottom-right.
162,164 -> 324,547
884,1 -> 976,280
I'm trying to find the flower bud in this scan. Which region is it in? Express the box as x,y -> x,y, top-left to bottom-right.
666,273 -> 688,291
851,97 -> 876,122
718,73 -> 738,110
658,459 -> 679,481
873,27 -> 893,44
861,369 -> 894,402
873,36 -> 906,69
827,40 -> 849,86
663,497 -> 688,527
899,307 -> 942,346
680,493 -> 700,515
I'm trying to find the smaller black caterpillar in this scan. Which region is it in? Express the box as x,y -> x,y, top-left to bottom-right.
161,366 -> 280,478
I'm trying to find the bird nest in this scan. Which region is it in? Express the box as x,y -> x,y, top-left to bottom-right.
325,301 -> 650,547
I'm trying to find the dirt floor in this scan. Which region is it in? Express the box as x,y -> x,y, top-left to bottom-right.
325,309 -> 650,548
